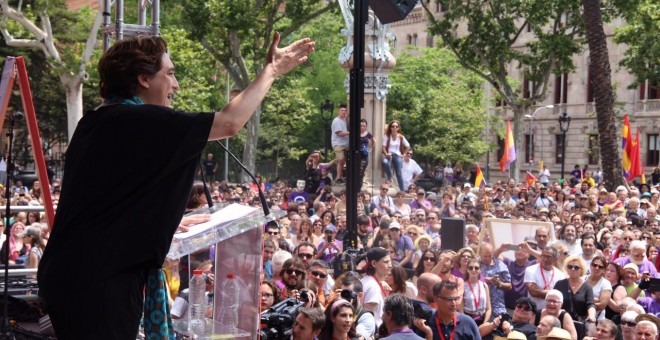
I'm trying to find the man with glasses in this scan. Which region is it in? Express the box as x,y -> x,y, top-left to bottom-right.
425,212 -> 439,232
266,223 -> 281,248
293,242 -> 318,269
428,280 -> 480,340
616,240 -> 658,277
371,184 -> 395,217
480,297 -> 537,340
524,247 -> 566,309
410,189 -> 432,214
401,150 -> 423,192
307,259 -> 332,305
279,258 -> 306,299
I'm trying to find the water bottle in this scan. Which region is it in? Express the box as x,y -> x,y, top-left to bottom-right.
188,269 -> 207,338
219,273 -> 239,332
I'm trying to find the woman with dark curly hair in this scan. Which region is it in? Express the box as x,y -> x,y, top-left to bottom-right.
412,249 -> 437,286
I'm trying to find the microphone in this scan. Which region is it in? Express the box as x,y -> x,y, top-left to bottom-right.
198,162 -> 216,213
215,141 -> 276,227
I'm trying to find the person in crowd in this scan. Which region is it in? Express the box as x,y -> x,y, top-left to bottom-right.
341,274 -> 377,339
536,315 -> 561,338
480,242 -> 511,317
293,218 -> 318,248
331,104 -> 349,183
428,280 -> 480,340
584,255 -> 612,320
401,149 -> 423,192
479,297 -> 537,340
371,183 -> 395,217
615,240 -> 658,277
452,247 -> 478,280
463,259 -> 491,325
393,190 -> 412,218
388,264 -> 417,299
319,299 -> 360,340
554,224 -> 582,256
317,224 -> 342,264
553,256 -> 597,337
590,319 -> 618,340
412,235 -> 433,270
294,242 -> 318,270
380,294 -> 428,340
413,250 -> 438,285
581,232 -> 598,269
0,222 -> 27,265
279,258 -> 307,299
260,280 -> 282,311
171,261 -> 214,320
620,310 -> 640,340
525,246 -> 566,309
498,241 -> 535,311
382,120 -> 410,190
539,289 -> 578,340
388,222 -> 415,269
411,272 -> 442,337
308,260 -> 333,306
20,226 -> 45,270
635,314 -> 660,340
362,247 -> 393,327
292,307 -> 326,340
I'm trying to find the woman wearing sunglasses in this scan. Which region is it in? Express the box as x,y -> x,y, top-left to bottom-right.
584,255 -> 611,320
462,259 -> 491,326
539,289 -> 578,340
412,249 -> 437,286
382,120 -> 410,190
553,255 -> 597,337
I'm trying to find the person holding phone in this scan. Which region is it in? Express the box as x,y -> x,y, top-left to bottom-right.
317,224 -> 342,263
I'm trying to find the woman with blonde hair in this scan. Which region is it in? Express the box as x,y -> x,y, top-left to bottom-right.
553,255 -> 597,337
452,247 -> 478,280
293,218 -> 317,247
381,120 -> 410,189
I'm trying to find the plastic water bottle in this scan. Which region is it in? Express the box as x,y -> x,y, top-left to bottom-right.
188,269 -> 207,338
219,273 -> 239,332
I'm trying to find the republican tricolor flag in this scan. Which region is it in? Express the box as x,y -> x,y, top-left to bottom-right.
475,165 -> 487,188
499,121 -> 517,173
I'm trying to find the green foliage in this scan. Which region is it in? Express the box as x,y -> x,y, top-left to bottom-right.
388,47 -> 495,165
613,0 -> 660,86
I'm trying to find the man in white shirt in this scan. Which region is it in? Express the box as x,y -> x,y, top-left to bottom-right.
552,224 -> 582,256
331,104 -> 349,182
524,247 -> 566,309
539,166 -> 551,186
401,150 -> 423,192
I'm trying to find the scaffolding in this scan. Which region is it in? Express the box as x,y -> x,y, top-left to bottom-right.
102,0 -> 160,50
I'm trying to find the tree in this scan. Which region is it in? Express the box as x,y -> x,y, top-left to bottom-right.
387,46 -> 496,168
421,0 -> 584,180
1,0 -> 104,140
613,0 -> 660,87
581,0 -> 626,189
178,0 -> 338,180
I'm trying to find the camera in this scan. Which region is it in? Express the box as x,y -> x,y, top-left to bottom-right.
326,236 -> 334,243
299,289 -> 310,303
260,298 -> 305,340
340,289 -> 357,301
413,302 -> 433,322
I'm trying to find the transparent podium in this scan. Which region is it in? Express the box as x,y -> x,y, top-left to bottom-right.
167,203 -> 281,339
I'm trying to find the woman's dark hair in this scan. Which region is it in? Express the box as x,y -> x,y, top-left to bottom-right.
465,259 -> 481,281
261,280 -> 282,308
414,250 -> 436,277
98,36 -> 169,99
365,247 -> 389,275
321,210 -> 336,225
320,298 -> 357,339
186,182 -> 206,210
607,261 -> 624,281
389,265 -> 408,294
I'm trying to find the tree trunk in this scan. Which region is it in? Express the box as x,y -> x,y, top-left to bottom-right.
581,0 -> 626,190
242,104 -> 261,183
60,74 -> 84,141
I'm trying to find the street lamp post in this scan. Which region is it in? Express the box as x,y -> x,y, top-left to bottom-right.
558,112 -> 572,182
319,99 -> 334,162
524,105 -> 554,172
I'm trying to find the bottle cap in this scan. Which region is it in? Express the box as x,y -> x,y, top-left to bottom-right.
227,273 -> 234,279
193,269 -> 203,275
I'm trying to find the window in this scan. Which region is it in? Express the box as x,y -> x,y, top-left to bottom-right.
556,135 -> 565,164
554,73 -> 568,104
640,80 -> 660,100
407,34 -> 412,45
588,134 -> 599,165
426,35 -> 434,47
525,134 -> 534,164
412,34 -> 418,46
648,134 -> 660,166
523,77 -> 536,99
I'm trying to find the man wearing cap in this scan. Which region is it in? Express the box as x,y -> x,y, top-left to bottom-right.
317,224 -> 342,264
635,314 -> 660,340
401,150 -> 423,192
480,297 -> 538,340
389,222 -> 415,269
524,247 -> 566,309
410,188 -> 433,213
457,184 -> 476,206
428,280 -> 480,340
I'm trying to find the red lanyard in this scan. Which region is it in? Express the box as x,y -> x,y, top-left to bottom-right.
372,275 -> 389,298
435,314 -> 457,340
540,267 -> 555,290
468,281 -> 481,312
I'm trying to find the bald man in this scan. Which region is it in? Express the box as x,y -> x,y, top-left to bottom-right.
411,272 -> 441,337
480,243 -> 512,317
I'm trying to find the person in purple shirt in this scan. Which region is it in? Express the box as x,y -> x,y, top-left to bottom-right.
316,224 -> 342,263
388,222 -> 415,269
409,188 -> 433,213
630,278 -> 660,317
615,240 -> 659,278
497,242 -> 536,310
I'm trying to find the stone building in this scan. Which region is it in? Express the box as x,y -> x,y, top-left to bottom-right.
387,4 -> 660,185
